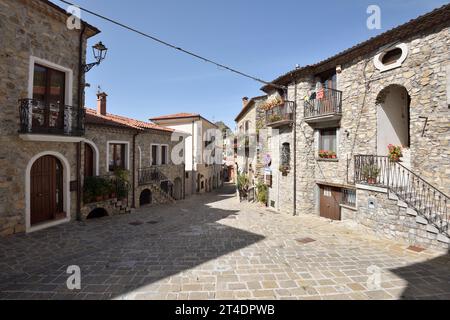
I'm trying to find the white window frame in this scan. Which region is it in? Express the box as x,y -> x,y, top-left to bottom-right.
316,128 -> 340,158
160,144 -> 169,165
106,141 -> 130,172
28,56 -> 73,106
150,144 -> 160,166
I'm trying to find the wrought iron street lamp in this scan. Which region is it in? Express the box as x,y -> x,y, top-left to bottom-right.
84,41 -> 108,73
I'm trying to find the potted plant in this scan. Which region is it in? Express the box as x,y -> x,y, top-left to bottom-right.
330,151 -> 337,159
388,144 -> 403,162
269,114 -> 282,123
279,164 -> 290,175
256,182 -> 268,206
362,164 -> 380,185
237,173 -> 249,201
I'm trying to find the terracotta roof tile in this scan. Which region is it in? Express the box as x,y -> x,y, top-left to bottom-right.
85,108 -> 174,133
149,113 -> 200,121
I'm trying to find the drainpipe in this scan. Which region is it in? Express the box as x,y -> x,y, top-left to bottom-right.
292,76 -> 298,216
132,131 -> 139,208
76,23 -> 86,221
192,120 -> 195,194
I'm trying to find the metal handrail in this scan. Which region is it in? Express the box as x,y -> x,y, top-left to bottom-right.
354,155 -> 449,233
138,166 -> 173,188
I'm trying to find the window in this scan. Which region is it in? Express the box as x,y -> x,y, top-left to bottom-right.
185,172 -> 189,179
161,145 -> 168,165
151,145 -> 159,166
32,64 -> 66,129
281,143 -> 291,166
33,64 -> 66,104
381,48 -> 403,65
109,143 -> 126,171
319,129 -> 337,157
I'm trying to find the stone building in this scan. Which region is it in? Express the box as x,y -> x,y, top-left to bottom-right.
150,113 -> 223,196
0,0 -> 100,235
260,4 -> 450,249
81,93 -> 186,219
235,93 -> 296,214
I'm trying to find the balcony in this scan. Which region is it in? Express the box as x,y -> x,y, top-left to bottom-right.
304,88 -> 343,124
265,101 -> 295,127
19,99 -> 85,139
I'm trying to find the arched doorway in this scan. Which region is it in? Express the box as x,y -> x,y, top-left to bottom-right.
376,85 -> 411,164
84,143 -> 94,177
173,178 -> 182,200
87,208 -> 108,219
139,189 -> 152,206
30,155 -> 64,226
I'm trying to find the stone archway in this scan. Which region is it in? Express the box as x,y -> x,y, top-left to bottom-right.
139,189 -> 152,206
376,84 -> 411,165
87,208 -> 108,219
26,151 -> 71,232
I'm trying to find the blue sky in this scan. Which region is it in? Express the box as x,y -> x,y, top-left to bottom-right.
53,0 -> 448,128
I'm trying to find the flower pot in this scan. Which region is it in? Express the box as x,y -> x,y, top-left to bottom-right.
367,178 -> 377,185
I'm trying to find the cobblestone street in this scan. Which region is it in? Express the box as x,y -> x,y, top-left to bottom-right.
0,184 -> 449,300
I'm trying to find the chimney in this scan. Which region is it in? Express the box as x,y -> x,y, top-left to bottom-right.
242,97 -> 249,107
96,92 -> 108,115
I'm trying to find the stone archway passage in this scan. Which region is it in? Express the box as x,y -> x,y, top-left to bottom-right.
87,208 -> 109,219
30,155 -> 64,226
139,189 -> 152,206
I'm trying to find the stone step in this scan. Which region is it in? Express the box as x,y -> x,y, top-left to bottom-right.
406,208 -> 418,216
397,200 -> 408,208
416,216 -> 428,225
437,233 -> 450,244
426,224 -> 439,234
388,192 -> 399,201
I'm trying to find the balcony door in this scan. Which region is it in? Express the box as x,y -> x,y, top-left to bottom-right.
32,64 -> 66,131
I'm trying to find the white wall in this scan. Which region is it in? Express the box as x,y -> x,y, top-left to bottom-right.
377,86 -> 409,155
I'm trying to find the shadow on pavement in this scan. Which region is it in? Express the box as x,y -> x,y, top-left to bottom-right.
0,184 -> 264,300
390,250 -> 450,300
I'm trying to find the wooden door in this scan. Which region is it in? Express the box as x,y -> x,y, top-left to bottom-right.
30,156 -> 63,225
319,185 -> 341,221
84,144 -> 94,177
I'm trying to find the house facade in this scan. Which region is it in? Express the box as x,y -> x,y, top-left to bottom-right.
150,113 -> 223,196
0,0 -> 100,235
235,94 -> 295,214
259,4 -> 450,248
81,93 -> 186,219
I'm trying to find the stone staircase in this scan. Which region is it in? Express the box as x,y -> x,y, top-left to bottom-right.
388,191 -> 449,245
111,198 -> 135,214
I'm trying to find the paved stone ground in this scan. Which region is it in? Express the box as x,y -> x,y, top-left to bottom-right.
0,184 -> 449,300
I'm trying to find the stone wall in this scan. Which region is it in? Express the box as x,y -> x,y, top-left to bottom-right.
84,125 -> 185,210
0,0 -> 94,235
355,187 -> 449,250
290,24 -> 450,219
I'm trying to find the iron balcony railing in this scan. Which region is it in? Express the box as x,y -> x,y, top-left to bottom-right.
304,88 -> 343,119
138,166 -> 174,192
354,155 -> 449,233
265,101 -> 295,126
19,98 -> 85,136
